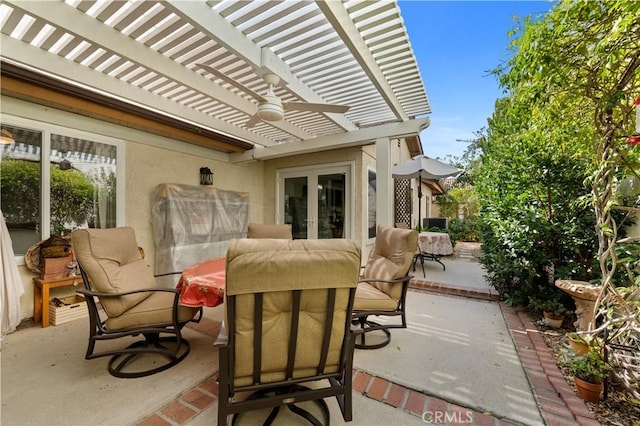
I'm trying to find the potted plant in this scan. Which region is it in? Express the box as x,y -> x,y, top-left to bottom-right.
566,332 -> 590,355
540,299 -> 569,328
530,297 -> 571,329
565,332 -> 602,356
566,348 -> 610,403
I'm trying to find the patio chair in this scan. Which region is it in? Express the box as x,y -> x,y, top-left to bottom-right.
217,238 -> 361,425
71,227 -> 201,378
353,224 -> 418,349
395,222 -> 425,278
246,223 -> 293,239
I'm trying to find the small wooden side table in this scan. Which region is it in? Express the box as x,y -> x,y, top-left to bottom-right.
33,276 -> 82,328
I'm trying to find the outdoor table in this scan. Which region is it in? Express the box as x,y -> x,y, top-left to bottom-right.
415,232 -> 453,271
176,257 -> 226,308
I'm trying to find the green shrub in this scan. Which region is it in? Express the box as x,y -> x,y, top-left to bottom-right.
448,216 -> 480,242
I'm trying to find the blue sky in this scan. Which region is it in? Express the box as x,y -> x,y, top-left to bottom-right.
399,1 -> 553,160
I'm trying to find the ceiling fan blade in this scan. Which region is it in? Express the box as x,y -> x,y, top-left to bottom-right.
197,64 -> 265,102
283,102 -> 350,114
245,113 -> 262,128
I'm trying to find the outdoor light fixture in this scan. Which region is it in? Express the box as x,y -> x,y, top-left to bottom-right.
1,129 -> 15,144
200,167 -> 213,185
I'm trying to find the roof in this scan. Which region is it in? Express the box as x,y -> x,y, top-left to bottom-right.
0,0 -> 430,153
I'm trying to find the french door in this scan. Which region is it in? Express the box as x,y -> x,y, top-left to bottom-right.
278,164 -> 352,239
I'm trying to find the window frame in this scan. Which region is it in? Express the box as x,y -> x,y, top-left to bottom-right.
1,114 -> 126,264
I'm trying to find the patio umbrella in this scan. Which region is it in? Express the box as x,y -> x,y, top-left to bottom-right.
392,155 -> 460,229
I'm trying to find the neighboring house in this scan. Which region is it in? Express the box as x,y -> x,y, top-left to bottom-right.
0,1 -> 431,321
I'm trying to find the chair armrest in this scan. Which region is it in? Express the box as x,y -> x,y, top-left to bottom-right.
214,322 -> 229,347
76,287 -> 180,298
359,274 -> 413,285
154,271 -> 183,278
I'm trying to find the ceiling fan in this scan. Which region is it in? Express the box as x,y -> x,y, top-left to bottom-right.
197,64 -> 350,128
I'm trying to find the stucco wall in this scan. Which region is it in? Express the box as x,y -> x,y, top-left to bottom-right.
2,97 -> 264,321
125,142 -> 264,266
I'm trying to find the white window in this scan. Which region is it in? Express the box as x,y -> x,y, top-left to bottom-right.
1,116 -> 125,258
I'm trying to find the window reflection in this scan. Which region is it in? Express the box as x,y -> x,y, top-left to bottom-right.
0,125 -> 42,255
0,124 -> 119,255
50,133 -> 117,231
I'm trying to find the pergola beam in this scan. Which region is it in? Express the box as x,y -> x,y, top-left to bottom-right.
231,118 -> 430,162
316,1 -> 408,121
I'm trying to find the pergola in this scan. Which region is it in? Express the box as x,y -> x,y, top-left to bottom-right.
1,0 -> 432,224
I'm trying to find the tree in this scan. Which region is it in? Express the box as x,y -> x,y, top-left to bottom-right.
484,0 -> 640,397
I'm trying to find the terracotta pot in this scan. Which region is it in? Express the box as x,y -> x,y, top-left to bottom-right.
567,336 -> 589,356
574,376 -> 603,403
543,311 -> 564,329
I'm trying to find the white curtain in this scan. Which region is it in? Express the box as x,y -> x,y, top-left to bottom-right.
1,210 -> 24,340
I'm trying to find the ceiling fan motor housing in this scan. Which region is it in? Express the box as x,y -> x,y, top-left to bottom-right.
257,93 -> 284,121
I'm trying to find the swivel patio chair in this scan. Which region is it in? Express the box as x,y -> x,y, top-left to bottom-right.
216,238 -> 361,425
246,222 -> 293,239
395,222 -> 425,278
71,227 -> 201,378
353,224 -> 418,349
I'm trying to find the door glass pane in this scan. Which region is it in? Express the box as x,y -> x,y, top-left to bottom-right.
317,173 -> 345,239
368,169 -> 376,238
284,177 -> 308,239
1,125 -> 42,255
50,134 -> 118,233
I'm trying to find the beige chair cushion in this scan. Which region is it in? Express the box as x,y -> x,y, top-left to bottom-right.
353,282 -> 398,311
225,238 -> 361,387
361,224 -> 418,301
105,291 -> 198,331
225,239 -> 360,295
71,227 -> 156,317
246,223 -> 293,239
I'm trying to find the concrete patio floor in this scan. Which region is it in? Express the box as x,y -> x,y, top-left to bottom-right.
1,245 -> 600,425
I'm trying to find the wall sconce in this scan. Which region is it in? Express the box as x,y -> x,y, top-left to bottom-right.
199,167 -> 214,185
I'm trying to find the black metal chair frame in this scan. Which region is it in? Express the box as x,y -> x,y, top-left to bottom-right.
352,274 -> 412,350
413,250 -> 446,272
216,288 -> 361,425
77,266 -> 202,378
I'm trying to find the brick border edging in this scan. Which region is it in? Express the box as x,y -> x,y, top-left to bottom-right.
409,277 -> 500,302
351,368 -> 516,425
136,369 -> 513,426
136,375 -> 219,426
499,304 -> 601,426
